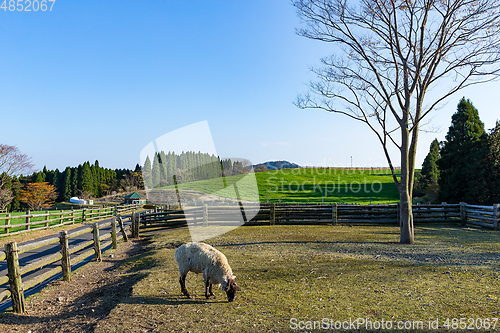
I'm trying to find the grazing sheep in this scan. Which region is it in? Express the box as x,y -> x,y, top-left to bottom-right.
174,242 -> 239,302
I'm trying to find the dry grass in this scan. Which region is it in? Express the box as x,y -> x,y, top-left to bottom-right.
89,224 -> 500,332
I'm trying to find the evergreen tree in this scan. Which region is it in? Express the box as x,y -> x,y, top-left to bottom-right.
439,98 -> 487,203
414,139 -> 440,202
81,162 -> 94,195
10,176 -> 21,211
151,153 -> 161,188
167,151 -> 176,185
72,166 -> 80,196
34,171 -> 45,183
51,169 -> 59,201
485,121 -> 500,204
62,167 -> 72,200
142,155 -> 153,189
159,151 -> 168,186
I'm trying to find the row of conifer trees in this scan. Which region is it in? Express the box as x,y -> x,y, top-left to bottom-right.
415,97 -> 500,205
142,151 -> 246,189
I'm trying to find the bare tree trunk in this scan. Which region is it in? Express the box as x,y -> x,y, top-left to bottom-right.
399,189 -> 414,244
399,126 -> 414,244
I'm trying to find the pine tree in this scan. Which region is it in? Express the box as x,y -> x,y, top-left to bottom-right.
51,169 -> 59,201
62,167 -> 72,200
159,151 -> 168,186
414,139 -> 440,202
73,166 -> 81,196
10,176 -> 21,211
439,97 -> 487,203
485,121 -> 500,204
167,151 -> 176,185
34,171 -> 45,183
142,155 -> 153,189
151,153 -> 161,188
81,162 -> 94,195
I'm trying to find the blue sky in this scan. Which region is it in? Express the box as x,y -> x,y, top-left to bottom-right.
1,0 -> 499,172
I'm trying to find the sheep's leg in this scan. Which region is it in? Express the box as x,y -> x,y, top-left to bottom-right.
204,278 -> 211,299
179,274 -> 191,299
209,283 -> 215,297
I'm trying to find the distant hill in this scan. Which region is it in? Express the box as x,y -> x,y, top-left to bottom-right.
253,160 -> 301,171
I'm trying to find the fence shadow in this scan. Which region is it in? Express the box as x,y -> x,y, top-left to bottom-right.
0,272 -> 149,331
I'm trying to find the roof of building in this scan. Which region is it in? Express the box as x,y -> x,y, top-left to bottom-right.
123,192 -> 143,199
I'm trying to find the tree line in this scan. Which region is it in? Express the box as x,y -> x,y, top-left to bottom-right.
142,151 -> 247,189
415,98 -> 500,205
0,159 -> 142,212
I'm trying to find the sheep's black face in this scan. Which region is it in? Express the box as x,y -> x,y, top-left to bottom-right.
226,279 -> 239,302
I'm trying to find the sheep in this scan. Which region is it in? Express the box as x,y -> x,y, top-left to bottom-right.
174,242 -> 239,302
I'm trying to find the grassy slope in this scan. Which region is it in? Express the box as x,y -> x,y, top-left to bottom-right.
170,168 -> 400,204
95,225 -> 500,333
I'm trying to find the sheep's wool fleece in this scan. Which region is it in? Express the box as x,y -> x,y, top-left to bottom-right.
175,242 -> 234,287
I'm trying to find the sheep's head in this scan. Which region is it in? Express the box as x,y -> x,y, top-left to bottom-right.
224,278 -> 239,302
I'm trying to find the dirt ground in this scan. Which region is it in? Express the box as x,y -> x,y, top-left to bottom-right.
0,238 -> 147,333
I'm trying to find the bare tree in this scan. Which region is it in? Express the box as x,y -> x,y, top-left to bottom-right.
293,0 -> 500,244
0,144 -> 34,185
0,188 -> 13,211
0,144 -> 34,210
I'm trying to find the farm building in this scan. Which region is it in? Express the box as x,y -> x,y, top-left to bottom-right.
122,192 -> 147,204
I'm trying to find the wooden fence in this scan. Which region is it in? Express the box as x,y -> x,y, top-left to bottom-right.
0,203 -> 142,237
139,202 -> 499,230
0,208 -> 142,313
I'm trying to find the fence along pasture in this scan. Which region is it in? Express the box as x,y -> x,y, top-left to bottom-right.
0,204 -> 141,313
138,202 -> 499,230
0,204 -> 141,237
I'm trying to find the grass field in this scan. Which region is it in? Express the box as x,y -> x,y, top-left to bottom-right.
170,168 -> 401,204
91,225 -> 499,332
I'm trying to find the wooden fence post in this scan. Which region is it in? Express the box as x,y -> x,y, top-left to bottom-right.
493,204 -> 499,231
71,209 -> 75,224
203,204 -> 208,227
442,202 -> 447,222
5,242 -> 25,313
5,214 -> 10,234
117,217 -> 128,242
130,212 -> 135,237
92,223 -> 102,262
60,210 -> 64,225
111,218 -> 117,249
137,212 -> 141,237
59,231 -> 71,281
82,209 -> 86,223
332,203 -> 338,225
131,212 -> 139,238
460,202 -> 467,227
396,203 -> 400,226
26,210 -> 30,230
270,203 -> 276,225
45,213 -> 50,228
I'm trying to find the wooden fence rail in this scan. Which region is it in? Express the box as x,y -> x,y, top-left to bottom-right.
0,210 -> 140,314
139,202 -> 498,230
0,203 -> 141,237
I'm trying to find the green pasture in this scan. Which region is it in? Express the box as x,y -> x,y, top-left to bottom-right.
171,168 -> 400,204
93,224 -> 500,332
0,210 -> 70,235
